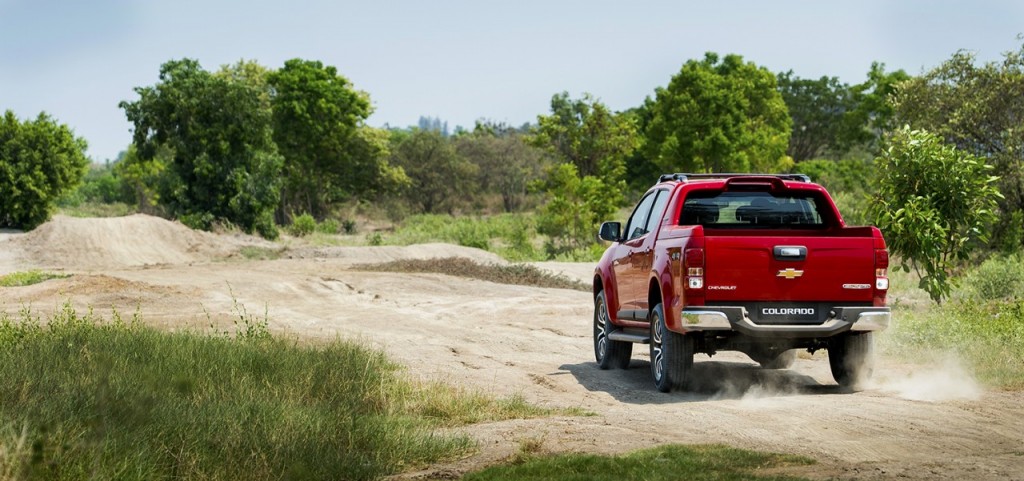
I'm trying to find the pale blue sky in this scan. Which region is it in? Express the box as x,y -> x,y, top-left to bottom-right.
1,0 -> 1022,162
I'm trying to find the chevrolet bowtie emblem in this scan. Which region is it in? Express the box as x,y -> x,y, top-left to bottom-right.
777,268 -> 804,279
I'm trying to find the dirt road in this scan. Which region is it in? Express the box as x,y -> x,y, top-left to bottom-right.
1,215 -> 1021,480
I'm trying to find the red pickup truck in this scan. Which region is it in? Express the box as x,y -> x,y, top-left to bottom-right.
593,173 -> 890,392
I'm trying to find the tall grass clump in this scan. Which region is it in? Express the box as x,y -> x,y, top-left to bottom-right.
462,444 -> 814,481
0,302 -> 552,480
0,270 -> 68,287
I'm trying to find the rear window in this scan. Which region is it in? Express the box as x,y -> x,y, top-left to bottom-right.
680,190 -> 830,228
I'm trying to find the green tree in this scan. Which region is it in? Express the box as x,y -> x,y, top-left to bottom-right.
268,59 -> 405,220
531,92 -> 638,187
644,52 -> 792,173
113,144 -> 167,214
531,93 -> 639,254
455,125 -> 547,212
390,129 -> 478,214
870,127 -> 1002,303
0,110 -> 89,229
846,62 -> 911,147
535,163 -> 618,255
120,58 -> 283,238
776,72 -> 856,161
892,45 -> 1024,249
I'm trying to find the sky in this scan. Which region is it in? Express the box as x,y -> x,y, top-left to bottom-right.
1,0 -> 1022,162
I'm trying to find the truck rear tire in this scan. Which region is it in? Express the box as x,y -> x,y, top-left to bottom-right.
594,290 -> 632,370
650,303 -> 694,392
829,332 -> 874,388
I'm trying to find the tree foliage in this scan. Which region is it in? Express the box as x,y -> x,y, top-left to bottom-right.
644,52 -> 792,173
870,127 -> 1002,303
455,124 -> 547,212
531,93 -> 638,254
268,59 -> 405,220
534,163 -> 619,255
121,59 -> 283,238
390,129 -> 478,214
892,44 -> 1024,249
0,110 -> 89,229
531,92 -> 638,187
777,72 -> 860,161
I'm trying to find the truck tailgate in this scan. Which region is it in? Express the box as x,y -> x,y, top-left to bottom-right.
704,235 -> 875,303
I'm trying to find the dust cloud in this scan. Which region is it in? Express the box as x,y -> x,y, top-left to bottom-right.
874,356 -> 982,402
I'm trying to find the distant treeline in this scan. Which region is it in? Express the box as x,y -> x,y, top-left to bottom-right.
2,45 -> 1023,258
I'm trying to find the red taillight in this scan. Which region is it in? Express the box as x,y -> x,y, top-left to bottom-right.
875,249 -> 889,287
685,248 -> 704,290
874,249 -> 889,305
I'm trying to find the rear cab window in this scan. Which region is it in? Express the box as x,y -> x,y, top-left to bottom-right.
679,189 -> 836,229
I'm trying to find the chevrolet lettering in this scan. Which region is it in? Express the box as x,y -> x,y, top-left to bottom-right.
594,173 -> 891,393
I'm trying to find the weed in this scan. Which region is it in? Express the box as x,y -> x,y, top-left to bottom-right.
0,270 -> 69,287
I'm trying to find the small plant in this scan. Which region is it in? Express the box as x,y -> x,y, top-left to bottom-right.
317,218 -> 341,235
289,213 -> 316,237
342,219 -> 358,234
367,232 -> 384,246
0,270 -> 69,287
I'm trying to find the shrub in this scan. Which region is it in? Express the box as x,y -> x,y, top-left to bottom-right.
0,111 -> 90,229
961,254 -> 1024,301
289,213 -> 316,237
316,218 -> 340,235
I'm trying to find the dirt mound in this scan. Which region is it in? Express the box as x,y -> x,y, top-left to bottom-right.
288,243 -> 507,266
16,215 -> 241,270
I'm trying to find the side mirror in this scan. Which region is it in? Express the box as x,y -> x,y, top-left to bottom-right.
598,222 -> 621,242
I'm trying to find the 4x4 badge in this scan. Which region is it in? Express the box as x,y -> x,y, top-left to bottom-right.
777,268 -> 804,279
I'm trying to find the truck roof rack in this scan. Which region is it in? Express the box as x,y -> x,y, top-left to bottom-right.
658,173 -> 812,183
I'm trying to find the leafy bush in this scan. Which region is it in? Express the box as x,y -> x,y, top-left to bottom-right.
870,127 -> 1002,303
0,111 -> 90,229
342,219 -> 357,234
316,218 -> 340,234
288,213 -> 316,237
960,254 -> 1024,301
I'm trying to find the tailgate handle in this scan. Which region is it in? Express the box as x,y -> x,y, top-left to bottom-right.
774,246 -> 806,261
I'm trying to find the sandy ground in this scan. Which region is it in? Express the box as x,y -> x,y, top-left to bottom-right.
1,215 -> 1022,480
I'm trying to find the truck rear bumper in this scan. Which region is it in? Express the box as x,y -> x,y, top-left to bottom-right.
679,306 -> 890,338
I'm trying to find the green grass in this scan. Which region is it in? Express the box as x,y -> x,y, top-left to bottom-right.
462,444 -> 814,481
58,201 -> 135,218
0,270 -> 69,287
378,213 -> 545,261
0,303 -> 557,481
882,255 -> 1024,389
354,257 -> 589,291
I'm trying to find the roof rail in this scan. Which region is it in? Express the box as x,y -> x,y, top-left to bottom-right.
658,173 -> 812,183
